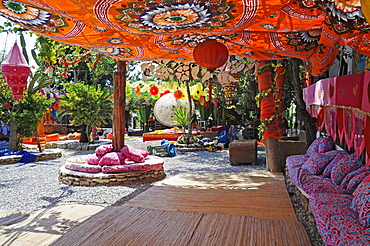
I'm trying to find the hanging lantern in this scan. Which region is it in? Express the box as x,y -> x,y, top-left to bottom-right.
1,43 -> 30,100
193,39 -> 229,102
193,39 -> 229,70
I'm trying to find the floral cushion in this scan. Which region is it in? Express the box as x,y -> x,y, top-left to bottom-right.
86,154 -> 102,165
120,144 -> 146,163
306,136 -> 334,155
351,179 -> 370,227
98,152 -> 126,166
341,166 -> 370,194
95,144 -> 113,156
331,154 -> 363,185
322,150 -> 350,177
309,193 -> 370,245
301,151 -> 338,175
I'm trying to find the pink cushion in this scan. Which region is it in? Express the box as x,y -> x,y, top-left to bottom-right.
98,152 -> 126,166
95,144 -> 113,156
306,136 -> 333,155
331,154 -> 363,185
65,162 -> 102,173
301,151 -> 338,175
86,154 -> 101,165
102,156 -> 164,173
120,145 -> 146,163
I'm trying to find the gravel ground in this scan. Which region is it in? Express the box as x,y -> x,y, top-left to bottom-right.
0,144 -> 322,245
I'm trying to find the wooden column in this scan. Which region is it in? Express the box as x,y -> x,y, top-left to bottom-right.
112,60 -> 127,152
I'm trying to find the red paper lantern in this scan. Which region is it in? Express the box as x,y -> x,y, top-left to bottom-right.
193,39 -> 229,101
193,39 -> 229,70
1,43 -> 31,100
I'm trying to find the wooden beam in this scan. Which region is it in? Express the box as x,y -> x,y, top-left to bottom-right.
112,60 -> 126,152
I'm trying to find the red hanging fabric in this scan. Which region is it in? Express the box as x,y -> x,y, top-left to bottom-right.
336,108 -> 345,144
324,106 -> 332,136
343,108 -> 355,150
316,106 -> 325,131
365,116 -> 370,167
353,111 -> 365,156
329,107 -> 337,141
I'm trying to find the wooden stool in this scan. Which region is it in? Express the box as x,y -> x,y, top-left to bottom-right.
229,139 -> 257,165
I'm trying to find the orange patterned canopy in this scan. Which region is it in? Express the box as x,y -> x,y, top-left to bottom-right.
0,0 -> 369,75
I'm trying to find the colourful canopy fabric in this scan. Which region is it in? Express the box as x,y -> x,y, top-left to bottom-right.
0,0 -> 369,75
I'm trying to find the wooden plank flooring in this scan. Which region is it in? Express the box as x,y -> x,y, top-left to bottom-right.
52,172 -> 311,246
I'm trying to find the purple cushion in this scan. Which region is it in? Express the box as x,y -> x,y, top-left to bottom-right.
317,136 -> 334,153
95,144 -> 113,156
322,150 -> 350,177
351,179 -> 370,227
286,154 -> 310,169
306,136 -> 334,155
300,175 -> 344,195
331,154 -> 363,185
301,151 -> 338,175
341,166 -> 370,194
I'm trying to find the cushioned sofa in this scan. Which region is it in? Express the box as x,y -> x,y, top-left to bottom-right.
287,136 -> 370,245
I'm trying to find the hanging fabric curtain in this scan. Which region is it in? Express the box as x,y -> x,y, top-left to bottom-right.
354,111 -> 366,156
329,107 -> 337,141
343,108 -> 355,150
336,108 -> 345,144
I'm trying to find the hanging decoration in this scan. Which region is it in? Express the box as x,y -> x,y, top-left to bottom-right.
303,71 -> 370,160
1,43 -> 30,100
193,39 -> 229,102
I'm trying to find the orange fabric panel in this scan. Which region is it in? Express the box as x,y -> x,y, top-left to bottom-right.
0,0 -> 368,76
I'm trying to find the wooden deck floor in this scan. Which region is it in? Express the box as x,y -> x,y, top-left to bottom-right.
51,172 -> 311,246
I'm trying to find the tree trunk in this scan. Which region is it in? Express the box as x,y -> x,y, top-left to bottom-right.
112,60 -> 126,152
265,138 -> 282,172
8,122 -> 18,150
290,58 -> 317,147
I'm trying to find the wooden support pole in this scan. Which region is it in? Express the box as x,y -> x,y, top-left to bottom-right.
112,60 -> 127,152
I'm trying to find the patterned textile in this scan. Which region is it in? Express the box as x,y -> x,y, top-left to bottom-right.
306,136 -> 334,155
310,193 -> 370,246
286,154 -> 310,169
331,154 -> 363,185
301,151 -> 338,175
299,174 -> 343,195
352,180 -> 370,228
341,166 -> 370,194
322,150 -> 350,177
